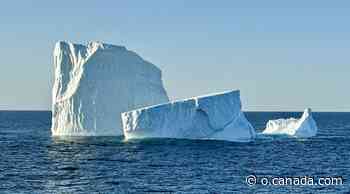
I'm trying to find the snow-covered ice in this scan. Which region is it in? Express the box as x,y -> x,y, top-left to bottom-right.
51,41 -> 169,136
262,108 -> 318,138
122,90 -> 256,142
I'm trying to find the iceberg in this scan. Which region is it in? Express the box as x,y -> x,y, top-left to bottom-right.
122,90 -> 256,142
262,108 -> 318,138
51,41 -> 169,136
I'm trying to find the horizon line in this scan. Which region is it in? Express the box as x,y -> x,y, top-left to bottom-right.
1,109 -> 350,113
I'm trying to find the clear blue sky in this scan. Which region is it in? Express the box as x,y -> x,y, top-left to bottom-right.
0,0 -> 349,111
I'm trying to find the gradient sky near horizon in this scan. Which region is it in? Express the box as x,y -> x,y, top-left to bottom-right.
0,0 -> 349,111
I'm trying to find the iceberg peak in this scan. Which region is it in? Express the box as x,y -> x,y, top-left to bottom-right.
51,41 -> 169,136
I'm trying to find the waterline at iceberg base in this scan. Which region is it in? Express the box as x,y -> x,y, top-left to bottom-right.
122,90 -> 256,142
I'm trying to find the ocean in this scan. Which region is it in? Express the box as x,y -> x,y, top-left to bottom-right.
0,111 -> 349,193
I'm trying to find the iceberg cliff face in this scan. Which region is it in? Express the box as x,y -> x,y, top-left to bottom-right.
122,90 -> 256,142
262,108 -> 318,138
51,41 -> 169,136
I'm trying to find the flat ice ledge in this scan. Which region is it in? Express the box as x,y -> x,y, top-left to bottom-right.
262,108 -> 318,138
122,90 -> 256,142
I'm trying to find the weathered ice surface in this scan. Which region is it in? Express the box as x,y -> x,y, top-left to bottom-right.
122,90 -> 256,142
263,108 -> 318,138
52,41 -> 169,136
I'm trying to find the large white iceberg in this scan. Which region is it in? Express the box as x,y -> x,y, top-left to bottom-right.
51,41 -> 169,136
262,108 -> 318,138
122,90 -> 256,142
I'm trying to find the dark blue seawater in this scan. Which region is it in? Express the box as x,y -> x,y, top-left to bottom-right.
0,111 -> 349,193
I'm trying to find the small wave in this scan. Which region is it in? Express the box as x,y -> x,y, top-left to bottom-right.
59,166 -> 79,171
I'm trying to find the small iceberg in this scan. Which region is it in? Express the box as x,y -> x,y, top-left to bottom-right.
262,108 -> 318,138
122,90 -> 256,142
